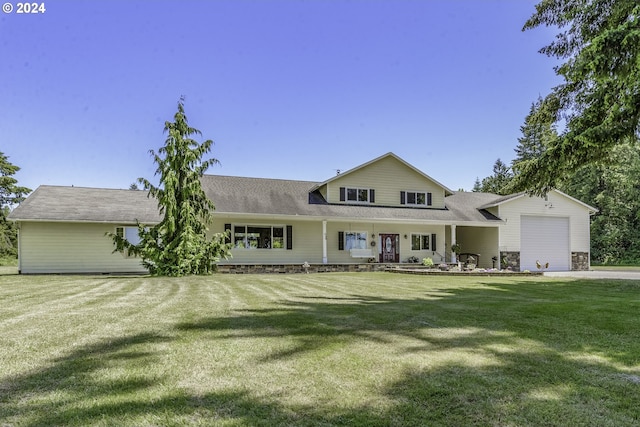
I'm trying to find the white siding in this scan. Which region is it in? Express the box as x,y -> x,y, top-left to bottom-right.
498,191 -> 591,253
18,222 -> 147,274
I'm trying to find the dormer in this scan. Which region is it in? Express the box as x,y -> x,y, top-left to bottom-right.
310,153 -> 453,209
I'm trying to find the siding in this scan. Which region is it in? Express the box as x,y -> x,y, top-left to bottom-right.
498,191 -> 591,252
18,222 -> 147,274
325,156 -> 446,208
456,226 -> 499,269
326,222 -> 446,263
212,219 -> 446,264
211,219 -> 323,264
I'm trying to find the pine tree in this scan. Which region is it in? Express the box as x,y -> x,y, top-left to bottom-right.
110,98 -> 231,276
0,152 -> 31,257
473,159 -> 513,195
512,99 -> 557,164
511,0 -> 640,195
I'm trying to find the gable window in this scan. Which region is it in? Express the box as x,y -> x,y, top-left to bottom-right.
401,191 -> 432,206
340,187 -> 375,204
232,225 -> 289,249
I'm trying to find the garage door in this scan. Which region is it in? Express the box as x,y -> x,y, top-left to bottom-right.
520,216 -> 570,272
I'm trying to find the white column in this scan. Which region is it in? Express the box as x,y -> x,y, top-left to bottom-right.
450,224 -> 457,263
322,220 -> 328,264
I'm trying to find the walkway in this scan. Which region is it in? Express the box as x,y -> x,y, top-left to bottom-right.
544,270 -> 640,280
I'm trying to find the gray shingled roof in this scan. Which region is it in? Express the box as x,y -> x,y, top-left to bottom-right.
201,175 -> 502,224
8,185 -> 161,223
9,177 -> 505,225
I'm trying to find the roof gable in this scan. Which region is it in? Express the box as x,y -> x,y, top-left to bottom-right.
479,189 -> 597,213
312,152 -> 454,195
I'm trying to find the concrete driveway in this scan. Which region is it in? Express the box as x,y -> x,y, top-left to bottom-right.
544,270 -> 640,280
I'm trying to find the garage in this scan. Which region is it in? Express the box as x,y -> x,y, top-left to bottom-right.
520,216 -> 570,272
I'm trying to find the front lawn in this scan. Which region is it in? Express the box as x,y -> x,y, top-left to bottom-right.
1,273 -> 639,426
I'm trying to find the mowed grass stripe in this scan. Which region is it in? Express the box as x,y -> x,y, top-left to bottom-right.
1,273 -> 640,426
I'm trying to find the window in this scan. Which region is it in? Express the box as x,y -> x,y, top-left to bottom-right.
340,187 -> 375,203
115,226 -> 142,245
233,225 -> 286,249
115,226 -> 142,258
345,231 -> 367,250
411,234 -> 431,250
401,191 -> 432,206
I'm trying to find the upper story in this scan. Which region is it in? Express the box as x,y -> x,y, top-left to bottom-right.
310,152 -> 454,209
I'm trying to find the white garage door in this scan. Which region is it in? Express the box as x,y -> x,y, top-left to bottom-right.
520,216 -> 570,272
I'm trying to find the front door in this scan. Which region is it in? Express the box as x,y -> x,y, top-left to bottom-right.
379,234 -> 399,263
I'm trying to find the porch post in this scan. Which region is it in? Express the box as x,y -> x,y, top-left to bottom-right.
322,220 -> 328,264
450,224 -> 457,263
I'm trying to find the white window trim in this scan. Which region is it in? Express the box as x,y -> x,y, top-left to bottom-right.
344,231 -> 368,250
405,190 -> 428,206
346,187 -> 371,204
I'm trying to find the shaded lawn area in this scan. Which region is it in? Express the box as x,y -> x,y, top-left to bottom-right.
0,273 -> 639,426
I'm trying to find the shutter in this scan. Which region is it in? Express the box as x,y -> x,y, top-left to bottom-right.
427,192 -> 432,206
224,224 -> 231,244
370,189 -> 375,203
400,191 -> 406,205
338,231 -> 344,250
339,187 -> 346,202
286,225 -> 293,250
431,233 -> 436,251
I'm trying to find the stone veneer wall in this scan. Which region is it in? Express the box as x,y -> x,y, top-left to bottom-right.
500,251 -> 520,271
217,263 -> 389,274
571,252 -> 590,271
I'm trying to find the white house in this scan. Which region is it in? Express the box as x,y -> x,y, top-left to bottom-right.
8,153 -> 596,274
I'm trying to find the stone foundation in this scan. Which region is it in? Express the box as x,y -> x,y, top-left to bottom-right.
500,251 -> 520,271
217,263 -> 389,274
571,252 -> 590,271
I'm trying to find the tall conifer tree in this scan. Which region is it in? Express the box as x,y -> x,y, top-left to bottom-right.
511,0 -> 640,195
110,98 -> 231,275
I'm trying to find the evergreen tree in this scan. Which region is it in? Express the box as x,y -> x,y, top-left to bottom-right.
0,152 -> 31,257
472,159 -> 513,195
510,0 -> 640,195
561,141 -> 640,264
110,98 -> 231,276
511,99 -> 558,174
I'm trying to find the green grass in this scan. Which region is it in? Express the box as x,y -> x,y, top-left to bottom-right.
1,273 -> 639,426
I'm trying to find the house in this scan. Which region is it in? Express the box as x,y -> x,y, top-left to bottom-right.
8,153 -> 596,274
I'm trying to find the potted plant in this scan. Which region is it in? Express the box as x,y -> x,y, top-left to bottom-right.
451,243 -> 461,255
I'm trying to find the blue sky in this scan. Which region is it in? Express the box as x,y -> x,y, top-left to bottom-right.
2,0 -> 560,193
